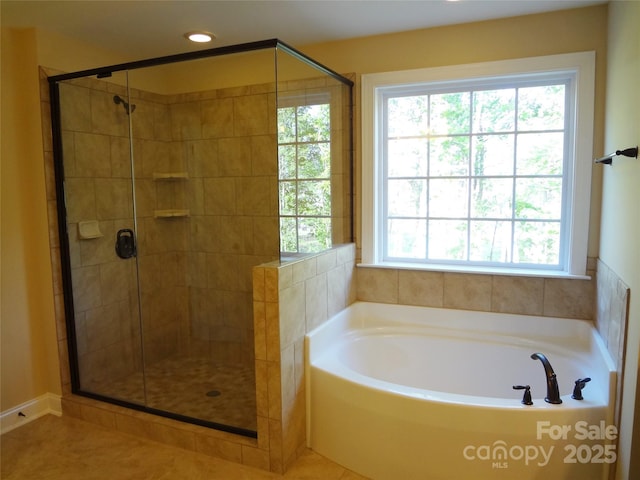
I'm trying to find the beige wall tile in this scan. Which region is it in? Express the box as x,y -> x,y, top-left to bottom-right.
356,267 -> 398,304
398,270 -> 443,307
241,444 -> 271,471
443,273 -> 492,311
491,275 -> 544,315
234,94 -> 269,136
194,434 -> 242,463
202,97 -> 234,138
59,83 -> 91,131
305,273 -> 327,331
218,137 -> 252,176
74,132 -> 111,177
278,283 -> 305,348
292,257 -> 317,284
265,268 -> 278,302
543,277 -> 594,319
254,360 -> 269,417
170,102 -> 202,140
204,177 -> 236,215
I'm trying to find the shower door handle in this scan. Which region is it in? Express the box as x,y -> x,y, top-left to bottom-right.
115,229 -> 137,259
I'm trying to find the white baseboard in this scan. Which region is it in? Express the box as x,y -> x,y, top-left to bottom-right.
1,393 -> 62,435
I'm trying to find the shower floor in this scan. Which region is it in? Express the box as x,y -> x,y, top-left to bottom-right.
93,356 -> 257,432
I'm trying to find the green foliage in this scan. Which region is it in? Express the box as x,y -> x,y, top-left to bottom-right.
277,104 -> 332,253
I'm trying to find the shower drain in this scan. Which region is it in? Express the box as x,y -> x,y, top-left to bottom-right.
206,390 -> 221,397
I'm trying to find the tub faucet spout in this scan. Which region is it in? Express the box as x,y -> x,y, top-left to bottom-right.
530,352 -> 562,404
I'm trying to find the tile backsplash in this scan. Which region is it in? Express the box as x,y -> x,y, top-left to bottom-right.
357,264 -> 596,320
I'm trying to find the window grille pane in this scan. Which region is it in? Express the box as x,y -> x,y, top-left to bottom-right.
469,221 -> 512,262
277,107 -> 296,143
472,89 -> 516,133
388,138 -> 428,177
388,179 -> 427,217
515,178 -> 563,219
280,217 -> 297,252
298,180 -> 331,216
387,96 -> 428,137
279,181 -> 296,215
387,218 -> 426,258
514,221 -> 560,265
428,220 -> 467,260
299,217 -> 331,252
430,92 -> 470,135
297,104 -> 330,142
472,134 -> 515,176
470,178 -> 513,218
429,137 -> 469,176
298,143 -> 330,178
516,132 -> 564,175
429,179 -> 468,218
278,145 -> 296,179
517,85 -> 565,131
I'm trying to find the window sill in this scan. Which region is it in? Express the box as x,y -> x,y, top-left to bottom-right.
357,261 -> 591,280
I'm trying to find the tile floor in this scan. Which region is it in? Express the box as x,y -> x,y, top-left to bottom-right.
97,356 -> 257,431
1,414 -> 369,480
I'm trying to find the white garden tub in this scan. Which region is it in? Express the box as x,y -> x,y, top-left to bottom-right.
306,302 -> 617,480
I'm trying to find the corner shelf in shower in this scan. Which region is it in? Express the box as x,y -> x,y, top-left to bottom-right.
154,209 -> 190,218
152,172 -> 189,181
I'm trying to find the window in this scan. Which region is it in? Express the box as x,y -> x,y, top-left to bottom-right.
278,98 -> 332,253
362,53 -> 595,276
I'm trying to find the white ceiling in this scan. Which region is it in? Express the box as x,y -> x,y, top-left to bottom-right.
2,0 -> 605,60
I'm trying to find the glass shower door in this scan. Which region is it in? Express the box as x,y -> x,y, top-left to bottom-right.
56,71 -> 146,406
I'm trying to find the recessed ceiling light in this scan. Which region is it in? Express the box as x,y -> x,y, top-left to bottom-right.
185,31 -> 215,43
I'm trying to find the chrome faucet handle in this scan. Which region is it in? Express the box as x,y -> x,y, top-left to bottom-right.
513,385 -> 533,405
571,377 -> 591,400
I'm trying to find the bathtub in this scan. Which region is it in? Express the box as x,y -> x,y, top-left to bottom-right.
306,302 -> 617,480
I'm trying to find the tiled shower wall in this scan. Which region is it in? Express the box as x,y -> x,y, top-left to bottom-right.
252,243 -> 357,472
595,258 -> 630,426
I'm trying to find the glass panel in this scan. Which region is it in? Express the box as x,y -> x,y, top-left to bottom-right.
517,84 -> 565,131
388,179 -> 427,217
428,220 -> 468,260
387,218 -> 426,259
429,137 -> 469,176
387,95 -> 428,137
515,178 -> 563,219
470,178 -> 513,218
127,50 -> 280,433
469,221 -> 512,262
514,221 -> 561,265
298,180 -> 331,216
276,46 -> 352,255
430,92 -> 470,135
429,179 -> 468,218
516,132 -> 564,175
388,138 -> 428,177
472,134 -> 515,176
472,88 -> 515,133
298,143 -> 330,178
57,71 -> 146,406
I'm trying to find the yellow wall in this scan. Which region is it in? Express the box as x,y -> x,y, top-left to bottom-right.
0,27 -> 133,412
600,2 -> 640,478
0,28 -> 61,409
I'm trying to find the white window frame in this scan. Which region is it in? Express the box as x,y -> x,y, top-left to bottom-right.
361,52 -> 595,277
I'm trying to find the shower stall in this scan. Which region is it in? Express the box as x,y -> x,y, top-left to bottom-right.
48,40 -> 353,437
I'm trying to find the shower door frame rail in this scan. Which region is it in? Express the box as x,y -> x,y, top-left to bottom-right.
48,39 -> 354,438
